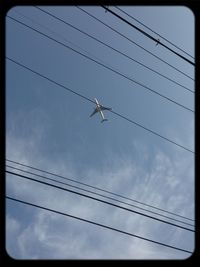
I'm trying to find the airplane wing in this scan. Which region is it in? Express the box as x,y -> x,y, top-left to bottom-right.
100,106 -> 112,111
90,108 -> 98,117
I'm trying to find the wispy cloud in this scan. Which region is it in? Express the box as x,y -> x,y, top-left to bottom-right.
6,125 -> 194,259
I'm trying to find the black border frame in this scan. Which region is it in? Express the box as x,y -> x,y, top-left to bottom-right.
1,0 -> 199,266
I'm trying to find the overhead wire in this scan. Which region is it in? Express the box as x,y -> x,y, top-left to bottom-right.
76,6 -> 194,81
114,6 -> 194,60
6,170 -> 194,232
6,57 -> 194,154
101,6 -> 195,66
111,109 -> 194,154
6,8 -> 195,256
6,159 -> 194,222
13,9 -> 113,70
6,196 -> 193,254
7,16 -> 194,113
33,6 -> 194,94
6,164 -> 194,227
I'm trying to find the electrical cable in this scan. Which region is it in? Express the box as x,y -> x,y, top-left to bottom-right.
6,165 -> 194,227
34,6 -> 194,94
6,196 -> 193,254
101,6 -> 195,66
110,110 -> 194,154
6,170 -> 194,232
76,6 -> 194,81
114,6 -> 194,60
6,16 -> 194,113
6,159 -> 194,222
13,9 -> 113,70
6,57 -> 195,154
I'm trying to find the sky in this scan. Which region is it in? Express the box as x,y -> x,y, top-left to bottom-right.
5,5 -> 195,259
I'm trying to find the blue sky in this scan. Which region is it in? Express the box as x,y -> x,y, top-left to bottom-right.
6,5 -> 194,259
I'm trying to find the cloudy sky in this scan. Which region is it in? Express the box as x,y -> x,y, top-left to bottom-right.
6,5 -> 195,259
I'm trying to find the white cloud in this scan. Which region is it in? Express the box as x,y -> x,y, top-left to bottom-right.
6,215 -> 20,236
6,215 -> 21,259
6,128 -> 194,259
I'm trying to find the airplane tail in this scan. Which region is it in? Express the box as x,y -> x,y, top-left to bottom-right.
101,119 -> 108,123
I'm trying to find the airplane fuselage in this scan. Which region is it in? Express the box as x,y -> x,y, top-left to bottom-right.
94,98 -> 105,120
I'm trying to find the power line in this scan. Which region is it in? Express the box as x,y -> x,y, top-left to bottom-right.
6,57 -> 195,154
114,6 -> 194,60
13,9 -> 112,70
34,6 -> 194,94
111,110 -> 194,154
102,6 -> 195,66
6,196 -> 193,254
76,6 -> 194,81
7,16 -> 194,113
6,170 -> 194,232
6,57 -> 94,104
6,165 -> 194,228
6,159 -> 194,222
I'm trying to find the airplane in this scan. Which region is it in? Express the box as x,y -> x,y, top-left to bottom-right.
90,98 -> 112,123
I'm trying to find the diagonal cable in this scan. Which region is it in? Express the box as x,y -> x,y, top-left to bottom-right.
114,6 -> 194,60
6,57 -> 194,154
6,159 -> 195,222
102,6 -> 195,66
6,16 -> 194,113
6,196 -> 193,254
76,6 -> 194,81
6,170 -> 195,232
6,165 -> 194,227
34,6 -> 194,94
